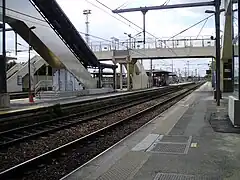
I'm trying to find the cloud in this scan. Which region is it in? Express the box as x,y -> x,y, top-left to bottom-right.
5,0 -> 221,76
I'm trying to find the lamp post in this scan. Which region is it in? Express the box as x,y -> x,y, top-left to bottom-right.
124,32 -> 132,49
83,9 -> 91,45
28,26 -> 36,103
205,5 -> 225,106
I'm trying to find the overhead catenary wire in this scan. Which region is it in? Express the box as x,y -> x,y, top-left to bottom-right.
85,0 -> 174,62
196,18 -> 209,39
3,6 -> 150,58
94,0 -> 207,57
93,0 -> 178,56
84,0 -> 139,32
167,14 -> 214,40
115,0 -> 132,10
186,17 -> 209,57
93,0 -> 216,60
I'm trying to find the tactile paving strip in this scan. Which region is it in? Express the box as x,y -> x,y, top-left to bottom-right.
150,143 -> 187,154
160,135 -> 190,143
153,173 -> 217,180
97,152 -> 149,180
146,135 -> 192,154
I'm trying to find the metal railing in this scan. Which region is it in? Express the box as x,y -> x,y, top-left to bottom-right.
35,80 -> 53,98
90,35 -> 217,52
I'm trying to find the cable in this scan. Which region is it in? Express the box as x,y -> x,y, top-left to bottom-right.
93,0 -> 178,56
84,0 -> 139,32
186,17 -> 209,57
5,6 -> 151,58
163,0 -> 171,6
196,18 -> 208,39
84,0 -> 173,60
94,0 -> 144,31
115,0 -> 132,10
167,14 -> 214,40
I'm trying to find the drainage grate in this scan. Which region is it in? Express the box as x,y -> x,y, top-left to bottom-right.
159,135 -> 190,143
148,143 -> 187,154
153,173 -> 217,180
146,135 -> 192,154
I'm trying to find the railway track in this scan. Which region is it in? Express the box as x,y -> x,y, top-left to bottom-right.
0,86 -> 178,149
0,83 -> 201,180
0,86 -> 178,132
0,87 -> 173,131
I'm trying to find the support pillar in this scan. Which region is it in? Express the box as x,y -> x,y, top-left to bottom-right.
141,59 -> 143,89
232,3 -> 235,91
46,65 -> 49,81
150,59 -> 153,87
120,63 -> 123,90
113,67 -> 116,90
238,0 -> 240,99
0,0 -> 10,108
127,62 -> 131,91
98,66 -> 102,88
215,0 -> 221,106
211,58 -> 214,88
142,10 -> 148,47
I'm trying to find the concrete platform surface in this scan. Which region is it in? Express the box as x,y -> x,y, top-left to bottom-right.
64,82 -> 240,180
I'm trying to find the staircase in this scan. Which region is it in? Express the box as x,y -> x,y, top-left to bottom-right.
7,63 -> 23,79
7,56 -> 46,92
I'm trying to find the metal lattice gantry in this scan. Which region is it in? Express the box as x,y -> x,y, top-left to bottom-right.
112,0 -> 222,106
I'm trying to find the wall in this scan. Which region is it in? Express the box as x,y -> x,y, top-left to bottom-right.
52,69 -> 83,91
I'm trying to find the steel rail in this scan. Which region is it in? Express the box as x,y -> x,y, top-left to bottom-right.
0,83 -> 201,179
0,86 -> 179,149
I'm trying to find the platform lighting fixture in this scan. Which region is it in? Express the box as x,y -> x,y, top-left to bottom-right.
205,6 -> 225,106
83,10 -> 91,45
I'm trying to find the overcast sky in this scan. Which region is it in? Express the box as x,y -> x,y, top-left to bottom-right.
4,0 -> 237,76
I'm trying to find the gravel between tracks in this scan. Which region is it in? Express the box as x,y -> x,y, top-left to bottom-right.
0,91 -> 179,172
21,89 -> 189,180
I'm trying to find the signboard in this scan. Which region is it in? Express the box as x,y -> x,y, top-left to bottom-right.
17,75 -> 22,85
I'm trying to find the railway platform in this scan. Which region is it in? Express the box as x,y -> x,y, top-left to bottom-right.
0,91 -> 126,117
64,82 -> 240,180
0,82 -> 191,118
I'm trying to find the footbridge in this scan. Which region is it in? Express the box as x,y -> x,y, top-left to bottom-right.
92,36 -> 238,60
0,0 -> 116,90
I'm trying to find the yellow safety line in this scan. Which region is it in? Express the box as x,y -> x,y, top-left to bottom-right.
0,105 -> 44,115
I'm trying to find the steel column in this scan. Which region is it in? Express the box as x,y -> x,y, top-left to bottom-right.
212,57 -> 214,88
150,59 -> 153,87
127,62 -> 131,90
98,66 -> 102,88
238,0 -> 240,99
15,32 -> 17,56
28,30 -> 32,101
141,59 -> 143,88
142,10 -> 147,47
113,67 -> 116,90
232,2 -> 235,91
120,64 -> 123,90
0,0 -> 7,93
215,0 -> 221,106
